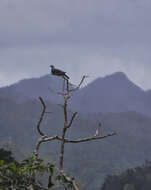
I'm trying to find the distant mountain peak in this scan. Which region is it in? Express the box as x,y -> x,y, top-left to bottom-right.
1,71 -> 151,116
70,71 -> 151,115
85,71 -> 131,90
104,71 -> 128,80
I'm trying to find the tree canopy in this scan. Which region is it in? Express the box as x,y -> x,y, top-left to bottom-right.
101,161 -> 151,190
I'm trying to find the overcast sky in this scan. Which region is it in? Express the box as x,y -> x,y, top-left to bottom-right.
0,0 -> 151,89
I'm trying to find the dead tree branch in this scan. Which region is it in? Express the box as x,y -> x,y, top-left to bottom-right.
37,97 -> 46,136
67,112 -> 78,128
69,75 -> 87,92
59,95 -> 68,170
33,97 -> 55,160
33,135 -> 59,160
33,75 -> 116,190
64,132 -> 116,143
58,76 -> 87,171
60,170 -> 79,190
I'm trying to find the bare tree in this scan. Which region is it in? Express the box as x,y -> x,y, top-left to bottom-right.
33,76 -> 116,190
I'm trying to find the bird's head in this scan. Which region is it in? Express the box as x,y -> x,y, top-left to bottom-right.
50,65 -> 55,69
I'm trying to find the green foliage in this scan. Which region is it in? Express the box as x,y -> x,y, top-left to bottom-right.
101,162 -> 151,190
0,149 -> 76,189
0,148 -> 16,163
0,153 -> 55,190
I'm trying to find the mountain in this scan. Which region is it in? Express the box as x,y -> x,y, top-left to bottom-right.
1,72 -> 151,116
1,96 -> 151,189
70,72 -> 151,116
0,75 -> 65,103
1,72 -> 151,189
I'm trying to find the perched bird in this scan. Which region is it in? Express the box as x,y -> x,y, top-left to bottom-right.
50,65 -> 69,80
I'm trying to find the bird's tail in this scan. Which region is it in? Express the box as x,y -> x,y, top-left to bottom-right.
64,74 -> 69,79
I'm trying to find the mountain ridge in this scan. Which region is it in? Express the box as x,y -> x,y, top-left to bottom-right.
70,72 -> 151,115
0,73 -> 151,189
1,72 -> 151,115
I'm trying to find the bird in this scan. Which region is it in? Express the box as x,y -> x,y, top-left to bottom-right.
50,65 -> 69,80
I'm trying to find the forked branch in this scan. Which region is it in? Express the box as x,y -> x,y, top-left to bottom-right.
69,75 -> 88,92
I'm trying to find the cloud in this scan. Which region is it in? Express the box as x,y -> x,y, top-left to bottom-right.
0,0 -> 151,89
0,0 -> 150,46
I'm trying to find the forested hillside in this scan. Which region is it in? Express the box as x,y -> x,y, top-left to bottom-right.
101,162 -> 151,190
0,95 -> 151,189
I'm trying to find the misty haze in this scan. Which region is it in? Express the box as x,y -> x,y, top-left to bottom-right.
0,1 -> 151,190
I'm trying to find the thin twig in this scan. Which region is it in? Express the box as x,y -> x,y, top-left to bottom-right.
67,112 -> 78,128
69,75 -> 87,92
